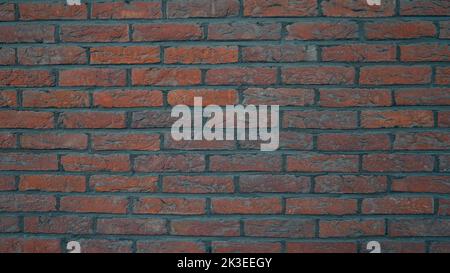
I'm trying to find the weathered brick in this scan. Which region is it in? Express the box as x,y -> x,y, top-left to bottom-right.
0,25 -> 55,43
322,44 -> 396,62
287,153 -> 359,172
320,219 -> 385,238
360,241 -> 426,253
131,110 -> 176,128
390,219 -> 450,237
22,90 -> 89,108
0,47 -> 16,65
212,241 -> 281,253
361,110 -> 434,128
242,45 -> 317,63
400,0 -> 450,16
282,66 -> 355,85
206,67 -> 277,85
0,90 -> 17,107
401,44 -> 450,62
211,197 -> 282,214
208,23 -> 281,40
132,68 -> 201,86
239,175 -> 310,193
137,241 -> 206,253
60,196 -> 128,214
365,21 -> 436,39
92,133 -> 160,151
244,219 -> 315,238
0,110 -> 54,129
0,176 -> 16,191
395,88 -> 450,105
318,133 -> 390,151
170,220 -> 240,236
286,242 -> 357,253
134,197 -> 206,215
167,89 -> 238,106
322,0 -> 396,17
320,88 -> 392,107
59,69 -> 126,87
0,216 -> 19,233
97,218 -> 166,235
287,21 -> 358,40
61,154 -> 130,172
360,66 -> 432,85
439,111 -> 450,127
75,239 -> 133,253
165,46 -> 238,64
58,112 -> 126,129
0,133 -> 16,149
20,175 -> 85,192
0,70 -> 54,87
439,199 -> 450,216
90,175 -> 158,193
210,154 -> 282,172
91,46 -> 160,64
394,132 -> 450,150
24,216 -> 92,234
60,25 -> 129,42
244,0 -> 317,17
436,67 -> 450,85
0,238 -> 60,253
167,0 -> 239,18
20,133 -> 88,150
392,176 -> 450,193
92,1 -> 161,19
133,24 -> 203,41
93,90 -> 163,108
315,175 -> 387,194
0,194 -> 56,212
286,198 -> 357,215
362,197 -> 434,214
163,176 -> 234,193
243,88 -> 315,106
19,3 -> 88,20
283,111 -> 357,129
0,153 -> 57,171
134,154 -> 205,172
0,3 -> 15,21
363,154 -> 434,172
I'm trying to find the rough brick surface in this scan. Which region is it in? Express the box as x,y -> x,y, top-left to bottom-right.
0,0 -> 449,253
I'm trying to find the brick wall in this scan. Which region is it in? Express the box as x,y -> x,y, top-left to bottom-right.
0,0 -> 449,253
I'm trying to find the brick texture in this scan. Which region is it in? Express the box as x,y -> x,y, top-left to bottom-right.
0,0 -> 449,253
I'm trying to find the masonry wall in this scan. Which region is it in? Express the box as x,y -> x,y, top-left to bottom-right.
0,0 -> 449,253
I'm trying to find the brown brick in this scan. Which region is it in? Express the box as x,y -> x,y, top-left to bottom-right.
395,88 -> 450,105
317,133 -> 390,151
320,219 -> 385,238
362,197 -> 434,214
212,241 -> 281,253
58,112 -> 126,129
165,46 -> 238,64
92,133 -> 160,151
0,153 -> 58,171
24,216 -> 92,234
167,89 -> 238,106
0,25 -> 55,43
208,23 -> 281,40
90,175 -> 158,193
20,133 -> 88,150
90,46 -> 160,64
20,175 -> 85,192
163,176 -> 234,193
282,66 -> 355,85
60,196 -> 128,214
170,220 -> 240,236
23,90 -> 89,108
167,0 -> 239,18
287,242 -> 357,253
244,219 -> 315,238
138,241 -> 206,253
365,21 -> 436,39
211,197 -> 282,214
244,0 -> 317,17
0,194 -> 56,212
239,175 -> 310,193
363,154 -> 434,172
210,154 -> 282,172
315,175 -> 387,194
360,66 -> 432,85
132,68 -> 201,86
361,110 -> 434,128
134,154 -> 205,172
97,218 -> 166,235
134,197 -> 206,215
286,198 -> 357,215
61,154 -> 130,172
392,176 -> 450,193
59,69 -> 126,87
287,21 -> 358,40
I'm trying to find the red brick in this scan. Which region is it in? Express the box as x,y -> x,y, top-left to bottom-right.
62,154 -> 130,172
286,198 -> 357,215
168,0 -> 239,18
244,0 -> 317,17
0,175 -> 16,191
436,67 -> 450,85
0,25 -> 55,43
58,112 -> 126,129
165,46 -> 237,64
60,25 -> 129,42
0,133 -> 16,149
59,69 -> 126,87
282,66 -> 355,85
138,241 -> 206,253
363,154 -> 434,172
318,133 -> 390,151
360,66 -> 432,85
132,68 -> 201,86
439,155 -> 450,172
19,3 -> 88,20
0,70 -> 54,87
320,88 -> 392,107
322,44 -> 396,62
286,242 -> 357,253
242,45 -> 317,62
439,111 -> 450,127
0,3 -> 15,21
287,21 -> 358,40
315,175 -> 387,194
93,90 -> 163,108
212,241 -> 281,253
394,132 -> 450,150
134,197 -> 206,215
439,199 -> 450,216
170,220 -> 240,236
0,194 -> 56,212
206,67 -> 277,85
90,175 -> 158,193
92,133 -> 160,151
167,89 -> 238,106
0,90 -> 17,107
60,196 -> 128,214
97,218 -> 166,235
392,176 -> 450,193
23,90 -> 89,108
76,240 -> 133,253
208,23 -> 281,40
163,176 -> 234,193
0,153 -> 58,171
20,175 -> 86,192
322,0 -> 395,17
441,21 -> 450,38
239,132 -> 314,151
131,110 -> 176,128
239,175 -> 310,193
210,154 -> 282,172
430,242 -> 450,253
244,219 -> 315,238
90,46 -> 160,64
395,88 -> 450,105
283,111 -> 357,129
389,219 -> 450,237
24,216 -> 92,234
212,197 -> 282,214
133,24 -> 203,41
92,1 -> 161,19
243,88 -> 314,106
400,0 -> 450,16
164,135 -> 236,150
287,154 -> 359,172
0,47 -> 16,65
20,133 -> 88,150
320,219 -> 385,238
362,197 -> 434,214
361,110 -> 434,128
401,44 -> 450,62
0,238 -> 60,253
0,216 -> 19,233
365,21 -> 436,39
134,154 -> 205,172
